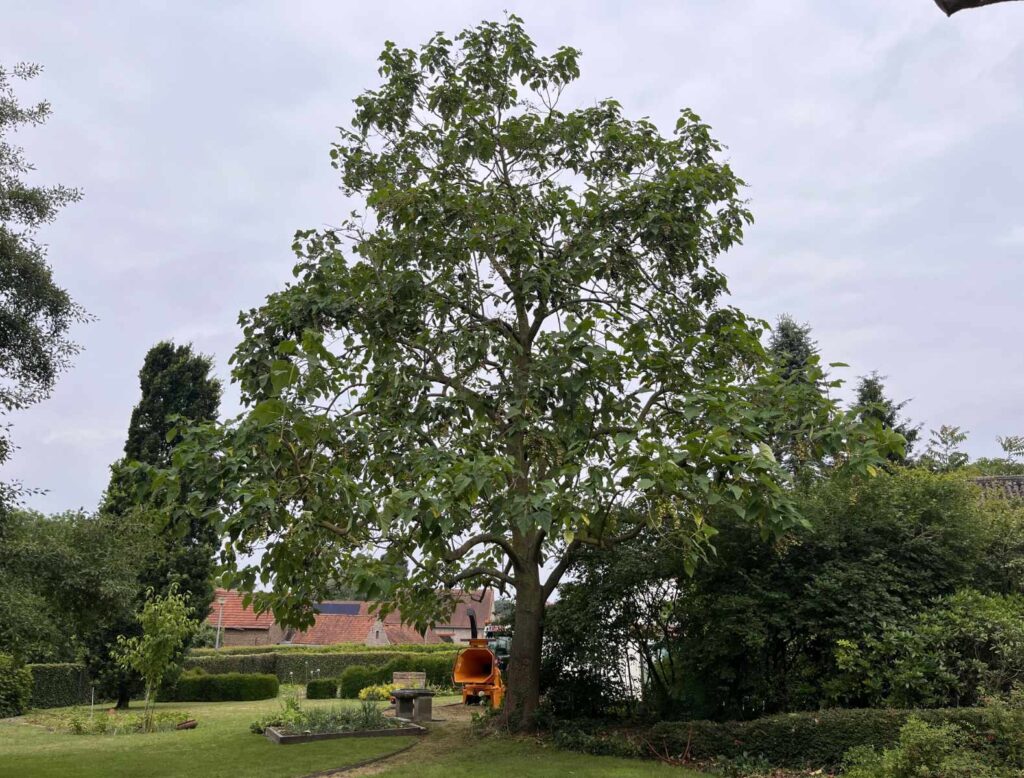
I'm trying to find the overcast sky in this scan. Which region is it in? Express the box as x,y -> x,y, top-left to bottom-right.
3,0 -> 1022,514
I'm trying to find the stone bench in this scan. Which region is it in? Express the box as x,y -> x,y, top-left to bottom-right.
391,687 -> 435,723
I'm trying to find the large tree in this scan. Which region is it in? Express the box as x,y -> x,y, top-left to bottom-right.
153,18 -> 896,727
104,342 -> 221,707
106,341 -> 222,613
0,63 -> 86,511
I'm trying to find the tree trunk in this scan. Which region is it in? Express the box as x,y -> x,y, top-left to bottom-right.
501,564 -> 544,731
115,676 -> 132,709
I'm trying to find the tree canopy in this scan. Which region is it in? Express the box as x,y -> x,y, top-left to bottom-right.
153,17 -> 898,726
0,63 -> 85,510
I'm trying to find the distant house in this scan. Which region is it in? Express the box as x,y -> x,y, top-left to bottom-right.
207,588 -> 495,648
206,588 -> 285,647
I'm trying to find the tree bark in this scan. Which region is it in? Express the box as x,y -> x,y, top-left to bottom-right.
115,679 -> 131,710
501,563 -> 545,730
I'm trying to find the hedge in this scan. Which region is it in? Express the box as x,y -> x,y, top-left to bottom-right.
190,642 -> 458,658
26,663 -> 90,709
159,671 -> 279,702
338,655 -> 454,698
626,708 -> 994,768
306,678 -> 337,699
184,649 -> 456,684
0,653 -> 33,718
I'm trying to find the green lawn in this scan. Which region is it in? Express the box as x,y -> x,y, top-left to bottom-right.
0,696 -> 415,778
0,694 -> 706,778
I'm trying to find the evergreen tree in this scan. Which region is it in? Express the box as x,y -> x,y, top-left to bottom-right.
103,342 -> 221,707
855,372 -> 919,462
768,315 -> 818,381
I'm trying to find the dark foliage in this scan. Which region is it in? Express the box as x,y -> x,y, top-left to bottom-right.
159,670 -> 278,702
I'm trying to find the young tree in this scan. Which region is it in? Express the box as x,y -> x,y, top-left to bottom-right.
0,63 -> 86,510
921,425 -> 969,472
854,372 -> 919,462
114,586 -> 194,730
152,18 -> 896,728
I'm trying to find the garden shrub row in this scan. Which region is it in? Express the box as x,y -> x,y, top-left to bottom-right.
160,671 -> 279,702
554,707 -> 1000,768
190,642 -> 458,657
185,648 -> 457,684
26,663 -> 90,709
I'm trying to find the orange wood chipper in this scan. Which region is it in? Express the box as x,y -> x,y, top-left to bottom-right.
452,608 -> 505,709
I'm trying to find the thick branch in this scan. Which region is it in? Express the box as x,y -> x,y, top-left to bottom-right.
445,532 -> 523,569
446,565 -> 516,588
541,539 -> 581,600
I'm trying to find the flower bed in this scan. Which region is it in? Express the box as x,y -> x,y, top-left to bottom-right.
27,707 -> 193,736
251,697 -> 423,744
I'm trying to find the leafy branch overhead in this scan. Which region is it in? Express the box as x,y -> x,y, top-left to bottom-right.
145,17 -> 902,724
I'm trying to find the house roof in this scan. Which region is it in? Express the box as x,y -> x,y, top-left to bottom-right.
289,614 -> 379,645
972,475 -> 1024,499
383,624 -> 444,645
379,589 -> 494,630
206,588 -> 274,631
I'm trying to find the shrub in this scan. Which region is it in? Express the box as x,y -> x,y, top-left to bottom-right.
359,683 -> 398,701
160,671 -> 279,702
832,590 -> 1024,708
0,653 -> 33,717
591,707 -> 998,769
339,665 -> 378,698
27,663 -> 90,709
306,678 -> 338,699
842,711 -> 1024,778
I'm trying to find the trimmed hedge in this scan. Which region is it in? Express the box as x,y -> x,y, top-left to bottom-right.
184,649 -> 456,684
306,678 -> 338,699
190,642 -> 457,657
160,671 -> 279,702
26,663 -> 90,709
338,655 -> 454,698
642,708 -> 996,768
0,653 -> 33,718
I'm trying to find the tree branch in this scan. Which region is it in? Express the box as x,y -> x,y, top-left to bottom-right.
445,532 -> 522,569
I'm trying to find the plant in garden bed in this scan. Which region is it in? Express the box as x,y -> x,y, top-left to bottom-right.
358,683 -> 398,701
29,707 -> 193,736
251,698 -> 397,736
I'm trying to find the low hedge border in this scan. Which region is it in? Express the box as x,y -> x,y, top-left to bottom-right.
26,663 -> 90,709
184,649 -> 456,685
190,643 -> 458,657
160,671 -> 279,702
553,707 -> 1000,768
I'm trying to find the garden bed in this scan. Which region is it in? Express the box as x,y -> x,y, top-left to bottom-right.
263,719 -> 426,744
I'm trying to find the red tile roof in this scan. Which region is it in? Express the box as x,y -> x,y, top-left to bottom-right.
379,589 -> 494,630
289,614 -> 378,645
383,624 -> 444,645
206,588 -> 274,630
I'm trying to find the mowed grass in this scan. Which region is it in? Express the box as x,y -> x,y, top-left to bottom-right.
0,694 -> 416,778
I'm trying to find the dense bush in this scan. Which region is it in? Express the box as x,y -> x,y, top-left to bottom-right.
26,663 -> 89,709
643,707 -> 997,768
159,671 -> 279,702
844,703 -> 1024,778
337,655 -> 454,698
358,683 -> 398,701
339,665 -> 379,699
0,653 -> 33,717
184,648 -> 456,684
833,590 -> 1024,708
546,470 -> 1024,720
305,678 -> 337,699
